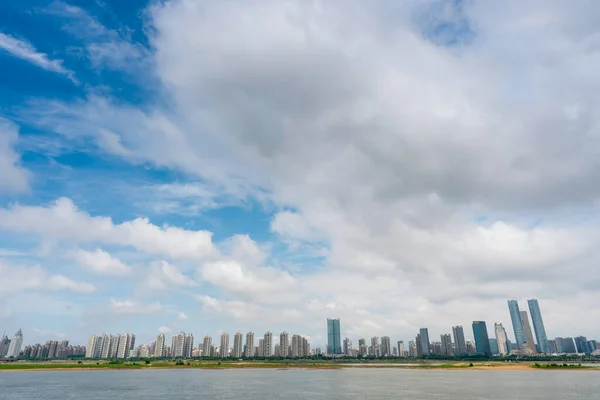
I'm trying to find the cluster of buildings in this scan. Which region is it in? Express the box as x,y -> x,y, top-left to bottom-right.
86,331 -> 313,359
2,298 -> 599,360
326,300 -> 599,358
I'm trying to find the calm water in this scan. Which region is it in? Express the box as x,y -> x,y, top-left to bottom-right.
0,369 -> 598,399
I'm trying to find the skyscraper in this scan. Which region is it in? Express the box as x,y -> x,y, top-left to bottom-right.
397,340 -> 405,357
171,332 -> 186,357
419,328 -> 430,355
117,333 -> 135,358
452,326 -> 467,354
472,321 -> 491,356
381,336 -> 391,357
232,332 -> 243,358
494,322 -> 509,355
263,332 -> 272,357
258,339 -> 265,357
358,338 -> 367,356
183,333 -> 194,358
0,335 -> 11,357
203,336 -> 212,357
440,334 -> 452,356
327,318 -> 342,354
574,336 -> 590,354
85,335 -> 97,358
508,300 -> 525,346
155,333 -> 166,358
343,337 -> 352,356
527,299 -> 550,354
520,311 -> 536,353
220,333 -> 230,358
280,332 -> 289,358
244,332 -> 254,358
7,329 -> 23,358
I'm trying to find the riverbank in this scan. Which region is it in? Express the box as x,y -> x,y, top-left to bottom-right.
1,361 -> 598,372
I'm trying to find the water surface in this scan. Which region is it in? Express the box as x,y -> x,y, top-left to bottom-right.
1,369 -> 598,399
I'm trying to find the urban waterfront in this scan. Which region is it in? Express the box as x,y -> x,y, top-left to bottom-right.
2,369 -> 599,399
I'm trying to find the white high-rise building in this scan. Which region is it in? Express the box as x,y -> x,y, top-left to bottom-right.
263,332 -> 273,357
155,333 -> 166,358
183,334 -> 194,358
494,322 -> 509,355
280,332 -> 289,358
202,336 -> 212,357
171,332 -> 186,358
232,332 -> 243,358
245,332 -> 254,357
117,333 -> 135,358
220,333 -> 230,358
85,335 -> 98,358
398,340 -> 405,356
381,336 -> 391,356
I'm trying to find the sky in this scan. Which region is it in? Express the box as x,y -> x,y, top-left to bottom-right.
1,0 -> 600,349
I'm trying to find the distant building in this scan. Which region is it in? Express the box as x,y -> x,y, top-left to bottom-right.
555,337 -> 577,354
117,333 -> 135,358
452,326 -> 467,354
440,334 -> 452,356
7,329 -> 23,358
466,340 -> 476,353
203,336 -> 213,357
258,339 -> 265,357
381,336 -> 391,356
494,323 -> 509,355
280,332 -> 289,358
358,338 -> 367,356
508,300 -> 526,347
489,339 -> 499,355
520,311 -> 536,353
472,321 -> 491,356
245,332 -> 254,358
574,336 -> 590,354
527,299 -> 550,354
171,332 -> 186,358
327,318 -> 342,354
419,328 -> 431,355
0,335 -> 11,357
155,333 -> 166,358
408,341 -> 417,357
263,332 -> 272,357
232,332 -> 243,358
220,333 -> 230,358
397,340 -> 405,357
343,337 -> 352,356
547,339 -> 558,354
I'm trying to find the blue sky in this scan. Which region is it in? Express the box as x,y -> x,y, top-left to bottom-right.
1,0 -> 600,349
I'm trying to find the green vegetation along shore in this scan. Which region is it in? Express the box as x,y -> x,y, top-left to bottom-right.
1,360 -> 599,372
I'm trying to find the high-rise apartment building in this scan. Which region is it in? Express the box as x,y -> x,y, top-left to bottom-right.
494,322 -> 509,355
452,326 -> 467,354
527,299 -> 550,354
370,336 -> 379,356
397,340 -> 405,357
203,336 -> 213,357
232,332 -> 243,358
508,300 -> 525,346
440,334 -> 452,356
358,338 -> 367,356
472,321 -> 491,356
381,336 -> 391,356
291,334 -> 300,357
85,335 -> 98,358
258,339 -> 265,357
117,333 -> 135,358
0,335 -> 11,357
327,318 -> 342,354
520,311 -> 536,353
408,340 -> 417,357
220,333 -> 230,358
183,333 -> 194,358
343,337 -> 352,356
155,333 -> 166,358
245,332 -> 254,358
263,332 -> 272,357
7,329 -> 23,358
171,332 -> 186,357
280,332 -> 289,358
419,328 -> 431,355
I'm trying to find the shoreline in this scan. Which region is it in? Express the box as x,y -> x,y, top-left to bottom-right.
1,362 -> 598,373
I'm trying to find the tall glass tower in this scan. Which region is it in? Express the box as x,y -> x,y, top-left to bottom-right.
527,299 -> 550,353
327,318 -> 342,354
472,321 -> 491,356
507,300 -> 525,345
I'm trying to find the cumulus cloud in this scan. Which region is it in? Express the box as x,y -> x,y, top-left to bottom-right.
0,197 -> 218,261
108,299 -> 164,315
0,119 -> 30,193
68,248 -> 132,276
144,260 -> 198,291
0,260 -> 96,295
7,0 -> 600,342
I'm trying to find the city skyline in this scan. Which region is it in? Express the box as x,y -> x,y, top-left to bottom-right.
4,299 -> 599,359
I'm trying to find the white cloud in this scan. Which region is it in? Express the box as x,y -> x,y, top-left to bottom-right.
158,326 -> 172,334
0,119 -> 30,193
0,32 -> 75,81
0,197 -> 218,261
108,299 -> 164,315
68,248 -> 132,276
0,260 -> 96,295
144,260 -> 197,291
